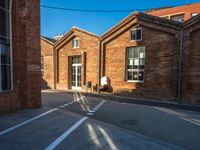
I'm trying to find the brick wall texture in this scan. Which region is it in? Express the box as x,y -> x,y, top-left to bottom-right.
41,38 -> 54,89
0,0 -> 41,114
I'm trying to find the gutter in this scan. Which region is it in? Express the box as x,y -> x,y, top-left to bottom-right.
177,29 -> 183,103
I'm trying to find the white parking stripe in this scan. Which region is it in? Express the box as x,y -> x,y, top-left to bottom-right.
45,99 -> 106,150
45,117 -> 88,150
0,108 -> 58,136
154,107 -> 200,126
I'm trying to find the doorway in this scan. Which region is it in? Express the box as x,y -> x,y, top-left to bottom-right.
71,56 -> 82,90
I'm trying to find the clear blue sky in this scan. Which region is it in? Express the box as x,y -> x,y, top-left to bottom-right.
41,0 -> 200,38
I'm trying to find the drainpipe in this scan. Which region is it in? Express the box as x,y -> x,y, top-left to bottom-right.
177,29 -> 183,103
53,47 -> 56,89
97,41 -> 101,93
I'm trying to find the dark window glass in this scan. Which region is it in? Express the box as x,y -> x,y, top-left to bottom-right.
0,0 -> 10,10
0,0 -> 11,91
0,42 -> 10,64
0,8 -> 10,38
130,29 -> 142,41
1,65 -> 11,90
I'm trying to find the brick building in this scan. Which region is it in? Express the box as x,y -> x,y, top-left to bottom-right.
147,2 -> 200,22
41,4 -> 200,103
41,36 -> 55,89
54,27 -> 99,91
182,15 -> 200,103
0,0 -> 41,114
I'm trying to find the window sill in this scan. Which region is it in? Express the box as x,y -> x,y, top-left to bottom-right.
73,47 -> 79,49
127,80 -> 144,83
130,39 -> 142,42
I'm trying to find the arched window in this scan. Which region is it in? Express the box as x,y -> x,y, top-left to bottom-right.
0,0 -> 12,91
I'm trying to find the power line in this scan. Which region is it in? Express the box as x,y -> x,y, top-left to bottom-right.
40,4 -> 174,13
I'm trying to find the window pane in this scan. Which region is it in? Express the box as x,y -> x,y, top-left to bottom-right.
127,71 -> 133,80
133,48 -> 139,58
130,30 -> 136,41
0,9 -> 10,38
0,0 -> 10,10
133,71 -> 138,80
136,29 -> 142,40
1,65 -> 11,90
76,40 -> 79,47
133,59 -> 139,69
138,71 -> 144,81
127,47 -> 133,58
0,42 -> 10,64
127,59 -> 133,69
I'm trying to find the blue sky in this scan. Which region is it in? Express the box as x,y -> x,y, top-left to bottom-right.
41,0 -> 200,38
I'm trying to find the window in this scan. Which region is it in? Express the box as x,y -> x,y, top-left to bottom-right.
0,0 -> 12,91
191,12 -> 198,17
170,14 -> 184,22
72,38 -> 79,48
126,47 -> 145,82
41,56 -> 44,77
130,28 -> 142,41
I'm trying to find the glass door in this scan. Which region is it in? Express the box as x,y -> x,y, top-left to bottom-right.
71,57 -> 81,90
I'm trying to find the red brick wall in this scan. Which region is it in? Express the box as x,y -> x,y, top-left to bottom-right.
41,39 -> 54,89
56,29 -> 99,91
182,21 -> 200,103
103,24 -> 179,101
147,3 -> 200,21
0,0 -> 41,114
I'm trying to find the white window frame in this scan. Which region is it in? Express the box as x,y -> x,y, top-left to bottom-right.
126,47 -> 145,83
0,0 -> 13,92
130,28 -> 142,42
72,38 -> 79,49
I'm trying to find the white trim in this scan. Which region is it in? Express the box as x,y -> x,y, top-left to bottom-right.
72,38 -> 79,49
130,28 -> 142,42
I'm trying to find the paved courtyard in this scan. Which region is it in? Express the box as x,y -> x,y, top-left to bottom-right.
0,90 -> 200,150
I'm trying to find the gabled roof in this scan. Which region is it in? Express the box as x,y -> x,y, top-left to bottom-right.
55,26 -> 99,48
100,11 -> 183,40
41,36 -> 56,45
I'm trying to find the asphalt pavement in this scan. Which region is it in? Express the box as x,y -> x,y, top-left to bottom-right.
0,90 -> 200,150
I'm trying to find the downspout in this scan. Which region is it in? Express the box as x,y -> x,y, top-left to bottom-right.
53,47 -> 56,89
97,41 -> 101,93
177,29 -> 183,103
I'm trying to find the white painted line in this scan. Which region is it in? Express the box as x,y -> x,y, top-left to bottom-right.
93,108 -> 99,111
180,117 -> 200,126
0,108 -> 59,136
89,110 -> 96,113
45,117 -> 88,150
154,107 -> 200,126
64,104 -> 69,106
59,106 -> 65,108
87,113 -> 94,116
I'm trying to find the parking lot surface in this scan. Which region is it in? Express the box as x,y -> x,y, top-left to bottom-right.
0,91 -> 200,150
